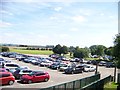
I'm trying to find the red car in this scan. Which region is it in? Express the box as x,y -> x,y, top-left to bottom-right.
0,68 -> 8,72
20,71 -> 50,84
0,72 -> 15,85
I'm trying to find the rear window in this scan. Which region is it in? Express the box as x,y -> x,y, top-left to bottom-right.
0,74 -> 10,78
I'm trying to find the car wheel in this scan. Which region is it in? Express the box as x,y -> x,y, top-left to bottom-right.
16,75 -> 20,79
19,75 -> 22,80
44,78 -> 49,82
72,71 -> 74,74
28,80 -> 32,84
8,80 -> 14,85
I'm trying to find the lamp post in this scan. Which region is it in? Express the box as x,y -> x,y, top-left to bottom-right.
95,59 -> 100,74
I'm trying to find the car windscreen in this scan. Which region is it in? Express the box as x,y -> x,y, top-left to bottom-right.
5,64 -> 19,67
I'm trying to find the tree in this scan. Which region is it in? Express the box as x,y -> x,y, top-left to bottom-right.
69,46 -> 75,57
89,45 -> 106,56
104,47 -> 113,56
84,47 -> 91,58
1,47 -> 10,52
73,47 -> 89,58
113,33 -> 120,68
60,45 -> 68,56
52,44 -> 62,55
112,33 -> 120,84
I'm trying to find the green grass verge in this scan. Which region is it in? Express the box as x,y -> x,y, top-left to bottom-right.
85,58 -> 99,60
104,82 -> 118,90
10,48 -> 53,55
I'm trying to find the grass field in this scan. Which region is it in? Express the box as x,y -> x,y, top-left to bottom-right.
10,48 -> 53,55
104,82 -> 118,90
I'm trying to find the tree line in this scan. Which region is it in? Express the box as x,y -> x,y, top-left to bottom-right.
52,44 -> 111,58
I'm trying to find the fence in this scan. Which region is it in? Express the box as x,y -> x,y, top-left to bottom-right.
81,75 -> 112,90
40,74 -> 100,90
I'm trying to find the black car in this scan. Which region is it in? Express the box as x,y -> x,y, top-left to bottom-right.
23,59 -> 30,63
106,62 -> 115,68
64,65 -> 84,74
49,62 -> 60,69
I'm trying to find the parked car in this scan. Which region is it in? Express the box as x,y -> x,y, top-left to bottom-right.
106,62 -> 115,68
9,66 -> 29,75
64,65 -> 84,74
31,60 -> 40,65
4,63 -> 20,74
23,59 -> 31,63
99,61 -> 107,66
49,62 -> 61,70
0,72 -> 15,85
0,68 -> 8,72
86,60 -> 92,64
13,69 -> 33,79
59,64 -> 71,72
0,58 -> 5,68
20,71 -> 50,84
39,60 -> 53,67
91,60 -> 99,65
83,65 -> 96,72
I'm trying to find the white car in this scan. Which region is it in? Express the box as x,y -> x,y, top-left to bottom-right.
59,64 -> 71,72
84,65 -> 96,72
4,63 -> 20,72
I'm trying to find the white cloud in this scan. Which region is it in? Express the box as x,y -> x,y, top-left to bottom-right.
6,0 -> 119,2
1,10 -> 14,16
50,16 -> 58,20
54,7 -> 62,12
109,15 -> 114,18
72,15 -> 86,22
100,13 -> 104,16
0,22 -> 12,27
59,34 -> 69,38
70,28 -> 79,32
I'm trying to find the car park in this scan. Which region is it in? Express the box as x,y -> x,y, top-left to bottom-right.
0,72 -> 15,85
20,71 -> 50,84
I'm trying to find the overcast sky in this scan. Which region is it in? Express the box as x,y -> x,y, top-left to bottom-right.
0,0 -> 119,47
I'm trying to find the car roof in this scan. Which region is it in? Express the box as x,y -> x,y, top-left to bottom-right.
32,71 -> 46,73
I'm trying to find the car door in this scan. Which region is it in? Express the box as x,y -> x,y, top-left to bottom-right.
0,73 -> 10,85
34,73 -> 45,82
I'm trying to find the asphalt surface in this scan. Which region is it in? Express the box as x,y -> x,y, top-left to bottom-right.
0,55 -> 116,90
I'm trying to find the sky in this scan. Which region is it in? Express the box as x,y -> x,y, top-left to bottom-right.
0,0 -> 119,48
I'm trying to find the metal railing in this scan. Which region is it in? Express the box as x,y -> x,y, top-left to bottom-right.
39,74 -> 100,90
80,75 -> 112,90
